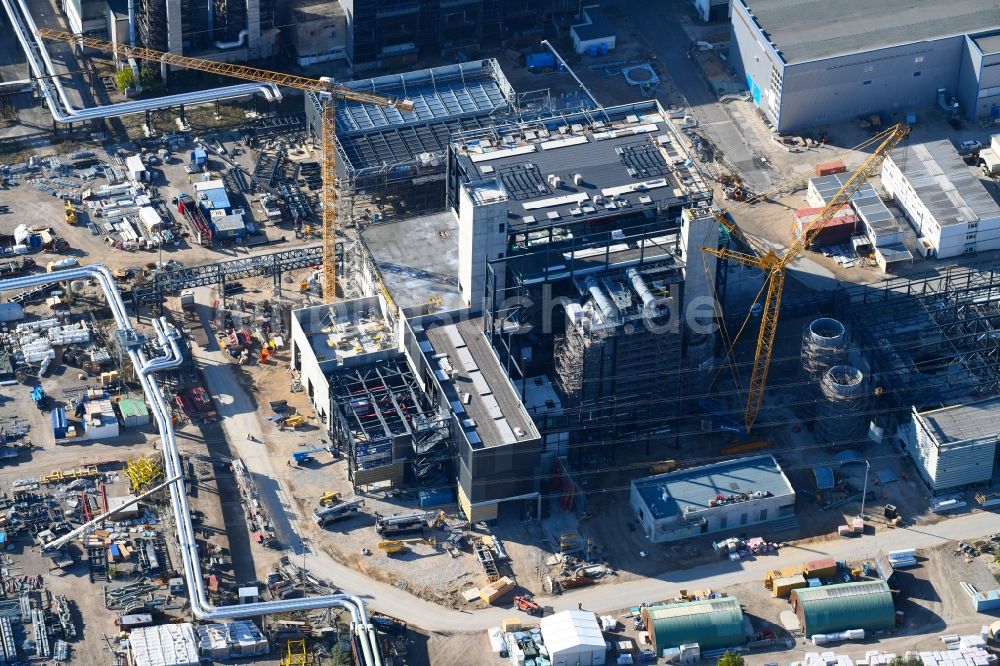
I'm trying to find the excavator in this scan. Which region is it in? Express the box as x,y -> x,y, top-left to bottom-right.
704,124 -> 910,432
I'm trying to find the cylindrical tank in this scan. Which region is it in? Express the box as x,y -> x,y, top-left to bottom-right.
817,365 -> 869,445
802,318 -> 848,382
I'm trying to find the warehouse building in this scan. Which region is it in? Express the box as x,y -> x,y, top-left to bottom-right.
642,597 -> 745,652
630,455 -> 796,542
882,141 -> 1000,259
128,623 -> 200,666
539,610 -> 606,666
900,397 -> 1000,494
731,0 -> 1000,132
791,581 -> 896,638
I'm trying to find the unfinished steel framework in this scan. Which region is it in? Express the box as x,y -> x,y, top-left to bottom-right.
137,0 -> 275,54
328,357 -> 451,490
844,262 -> 1000,412
305,59 -> 517,223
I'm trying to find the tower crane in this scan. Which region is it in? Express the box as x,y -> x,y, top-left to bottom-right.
704,123 -> 910,433
36,28 -> 415,303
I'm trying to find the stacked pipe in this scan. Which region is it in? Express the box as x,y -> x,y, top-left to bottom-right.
817,364 -> 869,444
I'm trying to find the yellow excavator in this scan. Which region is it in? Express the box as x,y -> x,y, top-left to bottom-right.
377,537 -> 436,556
64,200 -> 77,225
319,491 -> 340,506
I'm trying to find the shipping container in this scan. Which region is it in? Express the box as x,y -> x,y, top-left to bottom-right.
804,557 -> 838,578
772,574 -> 808,597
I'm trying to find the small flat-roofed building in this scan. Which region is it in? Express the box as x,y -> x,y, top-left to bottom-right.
571,5 -> 615,55
630,455 -> 796,542
901,396 -> 1000,493
882,140 -> 1000,259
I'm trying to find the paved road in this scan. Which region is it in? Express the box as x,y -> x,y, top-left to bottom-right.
183,328 -> 1000,632
618,0 -> 773,191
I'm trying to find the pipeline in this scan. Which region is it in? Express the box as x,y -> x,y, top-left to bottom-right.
215,29 -> 249,51
0,0 -> 281,125
626,267 -> 668,315
0,268 -> 381,666
585,276 -> 619,322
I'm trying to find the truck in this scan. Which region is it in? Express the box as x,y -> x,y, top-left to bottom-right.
180,290 -> 196,318
0,257 -> 35,277
312,499 -> 364,527
978,134 -> 1000,176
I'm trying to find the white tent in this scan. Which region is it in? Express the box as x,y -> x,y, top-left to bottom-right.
138,206 -> 163,232
540,610 -> 606,666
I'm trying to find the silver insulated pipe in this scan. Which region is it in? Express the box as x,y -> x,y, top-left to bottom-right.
0,267 -> 382,666
585,276 -> 619,322
626,267 -> 668,315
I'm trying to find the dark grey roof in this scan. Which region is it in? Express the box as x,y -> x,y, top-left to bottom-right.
423,317 -> 539,448
633,455 -> 794,520
972,31 -> 1000,55
572,5 -> 614,42
888,140 -> 1000,226
454,104 -> 709,227
739,0 -> 1000,64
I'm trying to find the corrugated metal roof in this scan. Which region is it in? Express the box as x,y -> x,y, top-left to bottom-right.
644,597 -> 745,651
117,398 -> 149,418
792,581 -> 895,637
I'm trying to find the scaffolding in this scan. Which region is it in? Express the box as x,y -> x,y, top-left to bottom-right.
125,455 -> 162,491
279,639 -> 310,666
328,356 -> 451,490
844,261 -> 1000,410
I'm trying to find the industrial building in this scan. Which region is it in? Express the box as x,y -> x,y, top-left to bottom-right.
730,0 -> 1000,132
790,581 -> 896,638
570,6 -> 615,56
901,397 -> 1000,494
295,100 -> 714,519
845,263 -> 1000,411
289,0 -> 348,66
127,622 -> 200,666
641,598 -> 746,653
882,141 -> 1000,259
133,0 -> 278,59
629,455 -> 796,543
539,610 -> 606,666
338,0 -> 582,72
306,59 -> 518,223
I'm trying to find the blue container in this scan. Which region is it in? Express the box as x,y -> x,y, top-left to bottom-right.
526,52 -> 556,71
599,43 -> 609,55
588,45 -> 598,57
28,235 -> 41,251
418,487 -> 454,508
51,409 -> 66,439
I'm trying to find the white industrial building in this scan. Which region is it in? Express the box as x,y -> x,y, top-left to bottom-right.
630,455 -> 796,542
82,399 -> 120,441
540,610 -> 606,666
901,397 -> 1000,493
882,140 -> 1000,259
196,622 -> 268,659
127,623 -> 200,666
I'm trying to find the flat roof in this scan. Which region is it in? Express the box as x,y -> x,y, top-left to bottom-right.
573,5 -> 614,42
738,0 -> 1000,63
421,317 -> 539,448
633,454 -> 794,521
972,31 -> 1000,55
453,103 -> 709,228
888,140 -> 1000,226
918,395 -> 1000,445
361,211 -> 464,314
291,0 -> 345,22
292,297 -> 395,365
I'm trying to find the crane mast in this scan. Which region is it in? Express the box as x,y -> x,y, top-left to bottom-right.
36,28 -> 415,302
705,123 -> 910,432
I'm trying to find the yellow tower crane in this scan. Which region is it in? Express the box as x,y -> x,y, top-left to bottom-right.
704,123 -> 910,432
37,28 -> 414,303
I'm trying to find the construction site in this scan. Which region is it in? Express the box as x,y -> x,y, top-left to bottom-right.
5,0 -> 1000,664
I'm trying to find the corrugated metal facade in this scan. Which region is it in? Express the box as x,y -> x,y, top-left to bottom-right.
642,597 -> 745,651
791,581 -> 895,637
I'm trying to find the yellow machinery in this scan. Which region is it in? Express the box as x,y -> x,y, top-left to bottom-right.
125,455 -> 162,490
704,124 -> 910,432
319,491 -> 340,506
377,537 -> 436,555
37,28 -> 414,304
40,466 -> 99,485
64,200 -> 77,225
279,639 -> 310,666
720,440 -> 771,455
